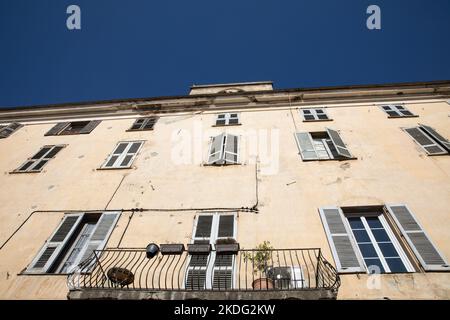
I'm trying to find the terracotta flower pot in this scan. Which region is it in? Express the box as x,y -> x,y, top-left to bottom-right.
252,278 -> 274,290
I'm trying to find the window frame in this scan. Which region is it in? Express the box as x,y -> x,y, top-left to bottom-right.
0,122 -> 23,139
45,120 -> 101,136
380,104 -> 417,118
300,108 -> 332,122
206,133 -> 240,165
127,116 -> 159,131
99,140 -> 145,170
213,113 -> 241,127
11,144 -> 66,174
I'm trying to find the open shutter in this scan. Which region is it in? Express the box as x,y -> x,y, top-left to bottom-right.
319,207 -> 364,273
403,127 -> 447,155
295,132 -> 318,160
45,122 -> 68,136
326,128 -> 353,158
207,134 -> 225,165
419,124 -> 450,151
223,134 -> 239,164
385,205 -> 449,271
79,120 -> 101,134
27,214 -> 83,273
0,123 -> 23,138
76,212 -> 120,271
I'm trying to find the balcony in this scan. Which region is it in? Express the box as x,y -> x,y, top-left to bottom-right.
67,246 -> 340,300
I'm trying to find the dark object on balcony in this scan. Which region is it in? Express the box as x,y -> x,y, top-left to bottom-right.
160,244 -> 185,255
107,267 -> 134,286
187,243 -> 211,255
146,243 -> 160,259
252,278 -> 274,290
216,243 -> 240,254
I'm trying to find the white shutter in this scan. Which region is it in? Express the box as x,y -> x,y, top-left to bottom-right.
385,205 -> 449,271
27,214 -> 83,273
223,134 -> 239,164
295,132 -> 318,160
319,207 -> 365,273
419,124 -> 450,151
326,128 -> 353,158
207,134 -> 225,165
75,212 -> 120,271
403,127 -> 447,155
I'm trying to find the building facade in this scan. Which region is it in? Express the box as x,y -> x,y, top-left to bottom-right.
0,81 -> 449,299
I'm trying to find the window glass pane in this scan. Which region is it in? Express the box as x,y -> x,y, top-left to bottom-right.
45,146 -> 63,158
366,216 -> 383,229
385,258 -> 407,273
217,114 -> 225,119
113,143 -> 128,155
358,243 -> 378,258
315,109 -> 324,113
348,217 -> 364,229
400,110 -> 413,116
353,229 -> 370,242
105,155 -> 118,167
317,114 -> 328,120
120,155 -> 133,167
364,258 -> 385,273
128,142 -> 141,154
216,119 -> 226,125
387,110 -> 399,117
228,118 -> 239,124
32,160 -> 48,171
382,106 -> 391,110
32,147 -> 52,159
372,229 -> 390,242
302,110 -> 311,114
19,161 -> 34,171
304,115 -> 315,120
378,242 -> 399,258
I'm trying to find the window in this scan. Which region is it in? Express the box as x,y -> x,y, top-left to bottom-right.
45,120 -> 101,136
101,141 -> 144,169
185,213 -> 236,290
128,116 -> 159,131
13,145 -> 65,173
300,108 -> 331,121
319,205 -> 449,274
295,128 -> 354,161
380,105 -> 416,118
403,124 -> 450,155
0,122 -> 23,139
26,212 -> 120,274
207,133 -> 239,165
214,113 -> 240,126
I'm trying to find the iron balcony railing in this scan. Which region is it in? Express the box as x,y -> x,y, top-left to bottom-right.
68,247 -> 340,292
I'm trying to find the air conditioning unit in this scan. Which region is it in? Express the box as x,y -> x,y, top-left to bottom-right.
267,266 -> 306,289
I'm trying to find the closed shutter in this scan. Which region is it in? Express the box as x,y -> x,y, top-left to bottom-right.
79,120 -> 101,134
385,205 -> 449,271
403,127 -> 447,155
207,134 -> 225,165
45,123 -> 68,136
419,124 -> 450,151
76,212 -> 120,271
326,128 -> 353,158
27,214 -> 83,273
223,134 -> 239,164
0,123 -> 23,138
319,207 -> 365,273
295,132 -> 318,160
213,214 -> 236,289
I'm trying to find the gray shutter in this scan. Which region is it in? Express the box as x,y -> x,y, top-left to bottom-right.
419,124 -> 450,151
45,122 -> 68,136
77,212 -> 120,271
218,215 -> 234,238
385,205 -> 449,271
295,132 -> 318,160
403,127 -> 447,155
27,214 -> 83,273
79,120 -> 101,134
326,128 -> 353,158
224,134 -> 239,164
207,134 -> 225,165
0,123 -> 23,138
318,207 -> 365,273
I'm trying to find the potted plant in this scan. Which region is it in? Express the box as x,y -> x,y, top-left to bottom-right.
243,241 -> 274,289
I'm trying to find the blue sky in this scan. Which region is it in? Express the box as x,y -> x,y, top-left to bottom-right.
0,0 -> 449,108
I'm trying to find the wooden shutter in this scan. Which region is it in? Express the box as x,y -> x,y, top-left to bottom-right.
76,212 -> 120,271
326,128 -> 353,158
0,123 -> 23,138
385,205 -> 449,271
419,124 -> 450,151
295,132 -> 318,160
79,120 -> 101,134
223,134 -> 239,164
207,134 -> 225,164
403,127 -> 447,155
319,207 -> 365,273
44,123 -> 68,136
27,214 -> 83,273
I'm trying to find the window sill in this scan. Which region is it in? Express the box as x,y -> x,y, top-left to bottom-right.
301,157 -> 357,162
211,123 -> 242,127
203,162 -> 241,166
387,115 -> 419,119
97,166 -> 134,170
9,170 -> 42,174
126,128 -> 155,132
302,119 -> 333,122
